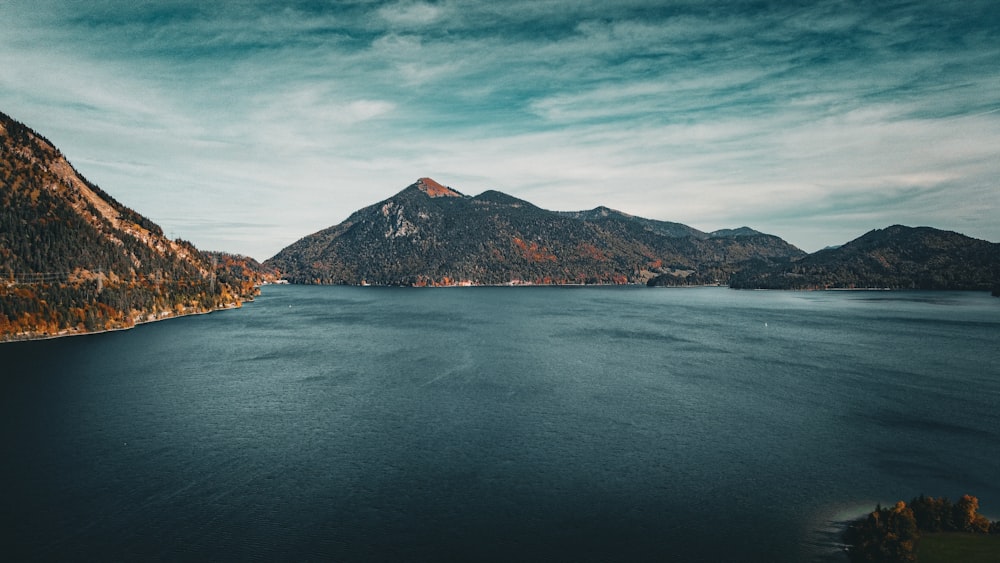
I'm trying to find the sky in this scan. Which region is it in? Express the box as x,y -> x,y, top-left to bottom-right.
2,0 -> 999,260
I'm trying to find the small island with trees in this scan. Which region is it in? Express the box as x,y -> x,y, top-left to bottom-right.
843,494 -> 1000,562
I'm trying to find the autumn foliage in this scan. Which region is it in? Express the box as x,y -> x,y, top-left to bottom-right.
843,495 -> 1000,562
1,111 -> 268,341
512,237 -> 557,263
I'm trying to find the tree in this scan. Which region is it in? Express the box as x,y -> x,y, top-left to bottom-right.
844,501 -> 917,562
910,495 -> 952,532
953,495 -> 991,534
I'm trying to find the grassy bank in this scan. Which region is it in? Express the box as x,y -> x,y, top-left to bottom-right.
919,532 -> 1000,563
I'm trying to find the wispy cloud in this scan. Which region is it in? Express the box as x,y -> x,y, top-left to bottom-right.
378,1 -> 446,29
2,0 -> 998,257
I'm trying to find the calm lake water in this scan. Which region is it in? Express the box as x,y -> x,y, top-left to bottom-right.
3,286 -> 999,562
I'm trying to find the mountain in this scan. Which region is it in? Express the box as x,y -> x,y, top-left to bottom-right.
264,177 -> 805,286
556,207 -> 706,239
729,225 -> 1000,290
709,227 -> 765,238
0,111 -> 265,340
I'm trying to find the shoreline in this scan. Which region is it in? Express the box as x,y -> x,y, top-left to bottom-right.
0,301 -> 244,344
279,282 -> 993,293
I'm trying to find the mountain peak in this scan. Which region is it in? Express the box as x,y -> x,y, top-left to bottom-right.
266,177 -> 805,286
592,206 -> 631,218
709,227 -> 763,238
415,177 -> 462,198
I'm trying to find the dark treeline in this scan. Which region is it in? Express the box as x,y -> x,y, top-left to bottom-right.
843,495 -> 999,562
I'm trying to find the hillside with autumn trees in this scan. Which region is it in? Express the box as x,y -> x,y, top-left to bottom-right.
265,182 -> 999,290
0,111 -> 271,341
265,178 -> 805,286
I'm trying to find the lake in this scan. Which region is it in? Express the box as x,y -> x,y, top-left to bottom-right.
3,286 -> 999,561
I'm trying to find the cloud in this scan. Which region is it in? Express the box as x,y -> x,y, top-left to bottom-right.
2,0 -> 999,258
378,1 -> 445,28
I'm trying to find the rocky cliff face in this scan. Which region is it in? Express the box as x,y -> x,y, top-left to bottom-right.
265,178 -> 805,286
0,111 -> 261,340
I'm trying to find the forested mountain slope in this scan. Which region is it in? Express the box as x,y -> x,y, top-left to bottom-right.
0,111 -> 264,340
730,225 -> 1000,290
265,178 -> 804,286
